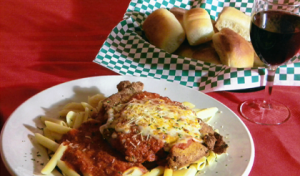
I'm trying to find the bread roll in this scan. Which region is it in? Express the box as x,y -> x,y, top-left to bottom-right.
174,40 -> 199,58
183,8 -> 215,46
170,7 -> 187,27
175,40 -> 221,65
211,19 -> 219,33
212,28 -> 254,68
215,7 -> 251,41
192,45 -> 221,65
142,8 -> 185,53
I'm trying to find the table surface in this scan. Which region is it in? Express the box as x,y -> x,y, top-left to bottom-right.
1,0 -> 300,176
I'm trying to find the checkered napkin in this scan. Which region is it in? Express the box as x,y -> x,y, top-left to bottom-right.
94,0 -> 300,92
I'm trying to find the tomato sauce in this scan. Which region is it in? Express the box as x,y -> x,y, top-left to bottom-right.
103,127 -> 165,163
59,120 -> 148,176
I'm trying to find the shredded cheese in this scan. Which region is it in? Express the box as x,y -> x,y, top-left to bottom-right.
101,98 -> 202,145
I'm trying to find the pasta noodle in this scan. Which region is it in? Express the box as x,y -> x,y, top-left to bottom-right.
192,156 -> 206,170
206,151 -> 217,166
123,167 -> 145,176
66,111 -> 76,127
178,166 -> 188,170
88,94 -> 105,109
43,127 -> 62,141
45,120 -> 71,134
57,160 -> 80,176
41,143 -> 68,174
83,107 -> 90,122
194,107 -> 219,122
142,166 -> 165,176
172,165 -> 197,176
43,127 -> 54,141
182,101 -> 196,109
81,102 -> 96,112
59,102 -> 85,117
40,116 -> 68,126
34,133 -> 59,152
72,112 -> 84,129
163,168 -> 173,176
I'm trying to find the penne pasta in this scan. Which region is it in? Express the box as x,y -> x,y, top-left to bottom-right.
81,102 -> 95,111
88,94 -> 105,109
172,168 -> 189,176
163,168 -> 173,176
82,107 -> 90,123
122,167 -> 144,176
178,166 -> 188,170
172,165 -> 197,176
34,133 -> 59,152
192,156 -> 207,170
182,101 -> 196,109
50,131 -> 62,141
73,112 -> 84,129
43,127 -> 55,141
41,143 -> 68,174
57,160 -> 80,176
188,165 -> 198,176
66,111 -> 76,127
142,166 -> 165,176
43,127 -> 62,141
50,169 -> 63,175
45,120 -> 71,134
40,116 -> 67,126
81,102 -> 97,118
206,151 -> 217,165
59,102 -> 85,117
194,107 -> 218,122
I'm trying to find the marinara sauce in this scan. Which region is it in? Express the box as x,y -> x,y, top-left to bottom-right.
59,120 -> 147,176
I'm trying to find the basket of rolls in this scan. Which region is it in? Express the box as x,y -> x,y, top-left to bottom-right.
94,0 -> 300,92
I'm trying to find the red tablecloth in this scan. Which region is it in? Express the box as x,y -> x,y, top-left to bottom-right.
1,0 -> 300,175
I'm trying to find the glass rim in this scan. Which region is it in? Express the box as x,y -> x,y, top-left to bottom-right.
259,0 -> 300,7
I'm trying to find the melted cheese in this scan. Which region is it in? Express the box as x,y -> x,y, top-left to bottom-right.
100,98 -> 202,145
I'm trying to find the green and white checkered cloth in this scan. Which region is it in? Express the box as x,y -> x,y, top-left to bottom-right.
94,0 -> 300,92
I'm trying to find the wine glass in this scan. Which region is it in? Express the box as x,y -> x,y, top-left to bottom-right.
240,0 -> 300,125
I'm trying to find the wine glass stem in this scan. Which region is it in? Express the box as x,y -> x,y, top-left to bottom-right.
263,66 -> 278,108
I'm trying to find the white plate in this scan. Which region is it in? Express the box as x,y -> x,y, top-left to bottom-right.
0,75 -> 254,176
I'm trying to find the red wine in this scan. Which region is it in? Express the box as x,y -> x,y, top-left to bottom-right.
251,11 -> 300,65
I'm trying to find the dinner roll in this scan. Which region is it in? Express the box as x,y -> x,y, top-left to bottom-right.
175,41 -> 221,65
212,28 -> 254,68
174,40 -> 199,58
211,19 -> 219,33
192,44 -> 221,65
170,7 -> 187,27
215,7 -> 251,41
183,8 -> 215,46
142,8 -> 185,53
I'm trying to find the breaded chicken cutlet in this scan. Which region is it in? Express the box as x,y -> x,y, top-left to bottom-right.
97,81 -> 228,170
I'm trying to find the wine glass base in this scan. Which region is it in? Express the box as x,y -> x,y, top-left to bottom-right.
240,98 -> 290,125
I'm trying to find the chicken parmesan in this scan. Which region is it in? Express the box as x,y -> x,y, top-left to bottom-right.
98,81 -> 228,170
